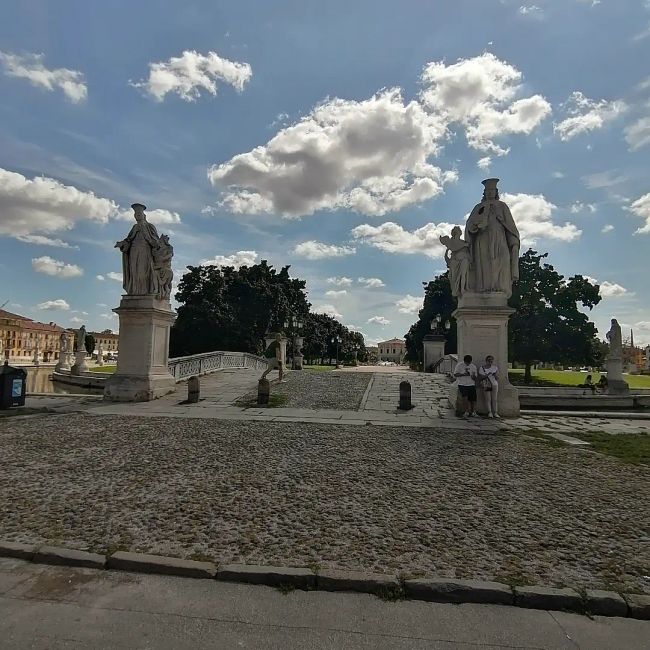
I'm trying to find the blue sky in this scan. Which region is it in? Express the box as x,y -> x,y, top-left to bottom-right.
1,0 -> 649,346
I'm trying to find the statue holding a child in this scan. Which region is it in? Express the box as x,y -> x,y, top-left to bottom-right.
440,178 -> 520,299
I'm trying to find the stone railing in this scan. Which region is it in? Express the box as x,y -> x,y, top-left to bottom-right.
167,351 -> 267,382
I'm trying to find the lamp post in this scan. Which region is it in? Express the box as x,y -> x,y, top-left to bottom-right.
284,314 -> 305,370
331,335 -> 341,369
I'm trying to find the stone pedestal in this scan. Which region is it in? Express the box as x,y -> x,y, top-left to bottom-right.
70,350 -> 88,376
423,334 -> 445,372
104,295 -> 176,402
606,356 -> 629,395
293,336 -> 304,370
55,351 -> 71,373
450,292 -> 520,417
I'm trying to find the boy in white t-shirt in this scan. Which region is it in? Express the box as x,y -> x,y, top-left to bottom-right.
453,354 -> 478,418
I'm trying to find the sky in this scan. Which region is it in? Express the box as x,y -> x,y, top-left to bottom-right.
0,0 -> 649,347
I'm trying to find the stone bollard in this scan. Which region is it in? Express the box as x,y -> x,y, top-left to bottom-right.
188,376 -> 200,403
258,378 -> 270,405
398,380 -> 412,410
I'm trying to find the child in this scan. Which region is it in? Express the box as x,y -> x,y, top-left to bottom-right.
440,226 -> 471,297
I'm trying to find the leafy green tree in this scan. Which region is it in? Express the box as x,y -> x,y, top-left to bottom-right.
404,272 -> 457,366
509,249 -> 602,382
84,334 -> 95,356
301,313 -> 366,365
170,260 -> 310,356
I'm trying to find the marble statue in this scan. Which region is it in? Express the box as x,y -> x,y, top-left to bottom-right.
76,325 -> 86,352
464,178 -> 520,298
440,226 -> 471,297
60,331 -> 69,354
115,203 -> 174,299
606,318 -> 623,359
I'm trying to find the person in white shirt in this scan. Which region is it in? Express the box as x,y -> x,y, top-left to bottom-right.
479,355 -> 500,418
453,354 -> 478,418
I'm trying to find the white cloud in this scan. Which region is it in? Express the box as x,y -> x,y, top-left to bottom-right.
210,89 -> 456,217
327,276 -> 353,287
501,192 -> 581,243
106,271 -> 123,282
14,234 -> 77,248
132,50 -> 252,102
582,169 -> 628,189
419,53 -> 551,155
553,92 -> 627,141
396,295 -> 422,314
96,274 -> 105,281
368,315 -> 391,326
627,192 -> 650,234
293,241 -> 356,259
325,290 -> 347,298
32,256 -> 83,278
552,171 -> 565,179
599,281 -> 634,298
0,51 -> 87,102
624,116 -> 650,151
313,304 -> 343,320
477,156 -> 491,170
519,5 -> 543,19
200,250 -> 258,268
569,201 -> 596,214
601,224 -> 614,233
352,221 -> 459,258
69,316 -> 84,325
0,167 -> 118,238
36,299 -> 70,311
358,277 -> 385,288
117,208 -> 181,224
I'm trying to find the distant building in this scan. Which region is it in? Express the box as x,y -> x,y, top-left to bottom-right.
377,338 -> 406,364
90,329 -> 119,354
623,329 -> 644,373
0,308 -> 68,363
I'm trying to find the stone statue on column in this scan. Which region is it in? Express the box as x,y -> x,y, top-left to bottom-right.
605,318 -> 629,394
71,325 -> 88,375
104,202 -> 177,402
55,331 -> 71,372
441,178 -> 521,416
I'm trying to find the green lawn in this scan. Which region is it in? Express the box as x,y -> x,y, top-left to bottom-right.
89,365 -> 117,374
575,432 -> 650,465
509,368 -> 650,389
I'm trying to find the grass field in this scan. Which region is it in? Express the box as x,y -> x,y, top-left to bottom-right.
89,365 -> 116,374
509,368 -> 650,389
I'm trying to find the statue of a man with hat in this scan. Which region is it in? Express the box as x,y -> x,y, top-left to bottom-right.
115,203 -> 166,297
464,178 -> 520,298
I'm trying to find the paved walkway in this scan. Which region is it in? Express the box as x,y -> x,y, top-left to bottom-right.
1,559 -> 648,649
22,368 -> 650,437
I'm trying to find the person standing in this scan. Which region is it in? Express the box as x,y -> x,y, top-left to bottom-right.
479,355 -> 500,418
454,354 -> 478,418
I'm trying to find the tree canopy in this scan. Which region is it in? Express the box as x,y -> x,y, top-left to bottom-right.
170,260 -> 366,361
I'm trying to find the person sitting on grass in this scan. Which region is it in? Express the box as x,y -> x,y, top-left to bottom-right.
454,354 -> 478,418
579,373 -> 596,395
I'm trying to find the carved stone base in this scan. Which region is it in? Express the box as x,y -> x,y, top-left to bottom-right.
423,334 -> 445,372
450,291 -> 520,417
605,358 -> 629,395
55,352 -> 71,373
70,350 -> 88,376
608,379 -> 630,395
104,295 -> 176,402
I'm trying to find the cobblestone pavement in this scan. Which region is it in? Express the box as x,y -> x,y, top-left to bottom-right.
240,369 -> 372,410
1,414 -> 648,594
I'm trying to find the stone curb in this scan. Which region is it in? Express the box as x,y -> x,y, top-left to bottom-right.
107,551 -> 216,579
514,585 -> 583,612
1,544 -> 647,619
33,545 -> 106,570
404,578 -> 514,605
217,564 -> 316,589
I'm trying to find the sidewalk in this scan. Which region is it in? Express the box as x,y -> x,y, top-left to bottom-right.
1,558 -> 648,649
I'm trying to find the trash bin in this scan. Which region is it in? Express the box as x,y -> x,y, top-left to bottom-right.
0,361 -> 27,409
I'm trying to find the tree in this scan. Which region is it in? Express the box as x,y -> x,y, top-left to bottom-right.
170,260 -> 310,356
404,272 -> 457,366
509,249 -> 602,382
301,313 -> 366,365
84,334 -> 95,356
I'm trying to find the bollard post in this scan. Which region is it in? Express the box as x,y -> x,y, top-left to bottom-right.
188,376 -> 200,403
398,380 -> 412,410
258,378 -> 270,405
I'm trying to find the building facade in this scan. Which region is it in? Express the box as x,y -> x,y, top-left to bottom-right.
0,308 -> 69,363
377,338 -> 406,364
91,330 -> 119,355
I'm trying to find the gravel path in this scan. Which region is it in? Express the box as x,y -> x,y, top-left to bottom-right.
243,370 -> 371,410
1,414 -> 648,594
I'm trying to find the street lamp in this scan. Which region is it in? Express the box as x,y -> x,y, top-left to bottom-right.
331,335 -> 341,368
285,314 -> 305,370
